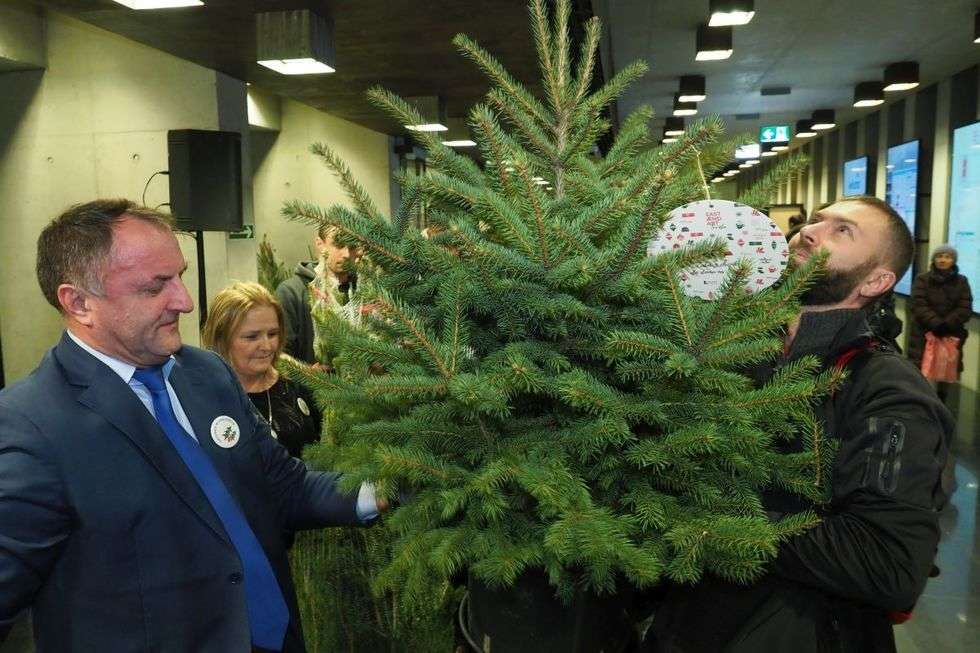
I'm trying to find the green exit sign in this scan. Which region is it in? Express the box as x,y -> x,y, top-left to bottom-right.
228,224 -> 255,240
759,125 -> 791,143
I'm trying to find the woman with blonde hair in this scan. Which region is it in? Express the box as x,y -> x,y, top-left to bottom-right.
203,281 -> 321,459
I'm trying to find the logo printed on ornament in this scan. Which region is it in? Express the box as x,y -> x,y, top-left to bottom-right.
646,199 -> 788,300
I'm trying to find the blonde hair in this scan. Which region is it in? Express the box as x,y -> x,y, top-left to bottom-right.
202,281 -> 285,364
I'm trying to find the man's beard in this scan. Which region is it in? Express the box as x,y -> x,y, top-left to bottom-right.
799,257 -> 877,306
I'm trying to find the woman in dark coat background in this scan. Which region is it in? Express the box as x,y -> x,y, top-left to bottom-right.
908,244 -> 973,397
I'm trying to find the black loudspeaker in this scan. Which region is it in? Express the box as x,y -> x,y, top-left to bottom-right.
167,129 -> 243,231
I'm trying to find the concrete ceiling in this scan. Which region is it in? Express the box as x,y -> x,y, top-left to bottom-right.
30,0 -> 555,135
597,0 -> 980,140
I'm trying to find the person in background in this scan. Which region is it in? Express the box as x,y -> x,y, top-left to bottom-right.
275,225 -> 356,364
203,281 -> 321,460
908,244 -> 973,400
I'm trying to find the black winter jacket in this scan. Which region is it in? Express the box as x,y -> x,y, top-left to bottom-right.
647,310 -> 951,653
275,262 -> 317,364
908,266 -> 973,369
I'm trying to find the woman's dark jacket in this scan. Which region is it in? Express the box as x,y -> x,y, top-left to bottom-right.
908,265 -> 973,369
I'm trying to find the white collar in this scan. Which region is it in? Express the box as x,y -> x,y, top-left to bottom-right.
66,329 -> 176,383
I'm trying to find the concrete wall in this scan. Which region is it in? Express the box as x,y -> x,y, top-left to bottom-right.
250,91 -> 392,272
0,10 -> 391,384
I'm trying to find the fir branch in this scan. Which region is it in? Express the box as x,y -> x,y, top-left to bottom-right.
737,153 -> 810,210
601,106 -> 654,178
572,16 -> 601,105
470,104 -> 519,195
510,157 -> 552,268
310,142 -> 387,226
691,260 -> 753,344
364,288 -> 452,379
366,86 -> 484,186
530,0 -> 560,109
452,33 -> 551,127
282,200 -> 408,267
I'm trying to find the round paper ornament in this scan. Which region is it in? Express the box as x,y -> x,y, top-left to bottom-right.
646,199 -> 789,300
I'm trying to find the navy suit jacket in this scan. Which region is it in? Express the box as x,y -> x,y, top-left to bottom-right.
0,334 -> 359,652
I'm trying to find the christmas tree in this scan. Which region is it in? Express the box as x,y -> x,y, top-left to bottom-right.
282,0 -> 832,630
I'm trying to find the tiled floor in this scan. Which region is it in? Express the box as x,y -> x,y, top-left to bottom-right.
3,388 -> 979,653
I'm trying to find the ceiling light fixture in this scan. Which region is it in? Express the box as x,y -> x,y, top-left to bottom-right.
673,94 -> 698,116
810,109 -> 836,130
664,116 -> 685,136
256,9 -> 335,75
678,75 -> 707,102
441,140 -> 477,147
853,81 -> 884,107
695,24 -> 733,61
883,61 -> 919,92
795,119 -> 816,138
761,149 -> 777,157
112,0 -> 203,8
711,177 -> 726,183
708,0 -> 755,27
771,144 -> 788,152
404,96 -> 449,132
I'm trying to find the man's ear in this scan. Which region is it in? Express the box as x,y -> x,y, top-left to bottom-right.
57,284 -> 96,325
859,267 -> 896,300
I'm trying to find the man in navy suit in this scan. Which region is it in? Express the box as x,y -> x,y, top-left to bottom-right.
0,199 -> 380,652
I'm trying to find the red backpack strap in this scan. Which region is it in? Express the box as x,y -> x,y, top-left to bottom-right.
829,339 -> 877,398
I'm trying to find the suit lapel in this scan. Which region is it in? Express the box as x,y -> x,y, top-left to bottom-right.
56,335 -> 232,548
167,359 -> 253,512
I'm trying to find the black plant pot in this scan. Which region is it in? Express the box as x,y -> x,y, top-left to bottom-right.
462,568 -> 635,653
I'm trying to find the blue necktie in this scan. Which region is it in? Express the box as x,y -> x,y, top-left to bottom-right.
132,366 -> 290,651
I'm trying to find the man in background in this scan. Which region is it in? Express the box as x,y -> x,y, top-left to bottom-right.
275,225 -> 356,364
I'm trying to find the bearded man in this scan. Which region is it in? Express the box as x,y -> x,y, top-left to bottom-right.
646,196 -> 952,653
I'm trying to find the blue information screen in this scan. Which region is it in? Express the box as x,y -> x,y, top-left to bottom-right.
843,156 -> 869,197
948,121 -> 980,311
885,140 -> 919,295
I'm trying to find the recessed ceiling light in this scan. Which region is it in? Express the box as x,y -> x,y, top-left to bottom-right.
678,75 -> 707,102
761,150 -> 777,157
257,58 -> 334,75
112,0 -> 203,7
256,10 -> 335,75
771,144 -> 788,151
673,94 -> 698,116
405,123 -> 449,132
664,116 -> 685,136
795,119 -> 816,138
853,81 -> 884,107
441,140 -> 477,147
708,0 -> 755,27
711,177 -> 726,183
662,136 -> 679,144
883,61 -> 919,92
695,24 -> 733,61
810,109 -> 836,130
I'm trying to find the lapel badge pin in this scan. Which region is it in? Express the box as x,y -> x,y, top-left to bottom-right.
297,397 -> 311,416
210,415 -> 240,448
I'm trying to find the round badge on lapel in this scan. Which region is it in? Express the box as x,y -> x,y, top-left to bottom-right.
210,415 -> 240,448
297,397 -> 311,416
